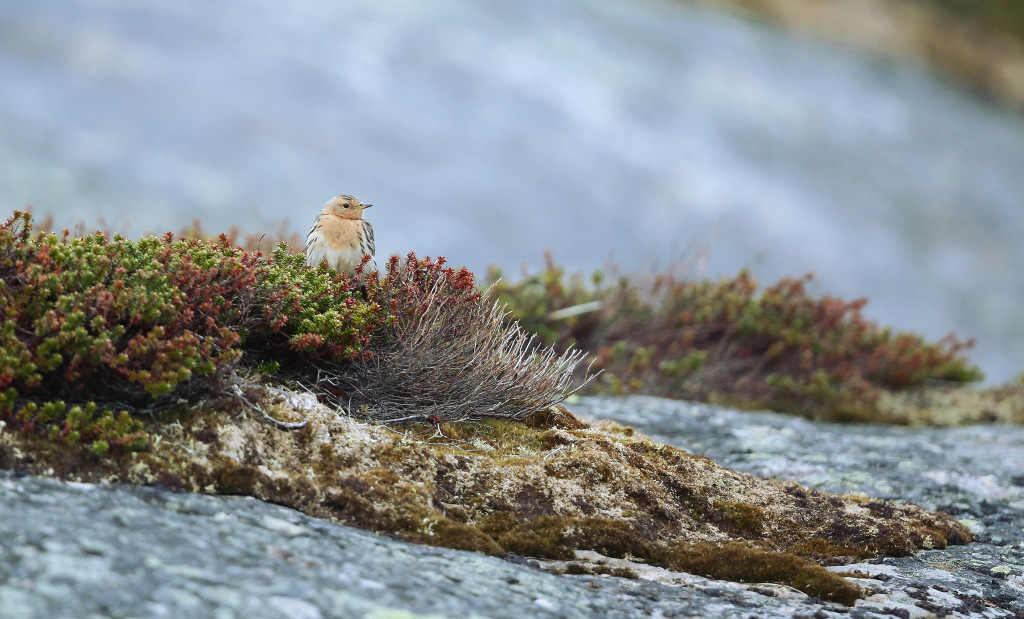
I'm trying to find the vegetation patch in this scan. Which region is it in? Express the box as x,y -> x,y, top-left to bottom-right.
0,212 -> 592,454
487,254 -> 982,422
556,562 -> 639,579
26,208 -> 991,428
662,542 -> 861,606
877,383 -> 1024,425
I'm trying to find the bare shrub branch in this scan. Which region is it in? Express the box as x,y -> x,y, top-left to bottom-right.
332,265 -> 596,423
229,381 -> 308,430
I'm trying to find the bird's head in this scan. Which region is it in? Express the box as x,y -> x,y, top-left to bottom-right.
324,194 -> 372,219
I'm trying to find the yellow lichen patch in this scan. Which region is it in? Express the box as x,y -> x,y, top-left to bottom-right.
0,388 -> 972,606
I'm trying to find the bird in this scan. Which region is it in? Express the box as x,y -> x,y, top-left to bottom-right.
304,194 -> 375,277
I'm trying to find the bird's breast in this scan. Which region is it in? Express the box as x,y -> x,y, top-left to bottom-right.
317,215 -> 362,246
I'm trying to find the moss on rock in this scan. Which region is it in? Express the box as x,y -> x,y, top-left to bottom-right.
0,389 -> 972,605
661,542 -> 862,606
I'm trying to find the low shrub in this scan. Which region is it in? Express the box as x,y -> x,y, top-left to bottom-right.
486,257 -> 982,420
0,212 -> 591,449
0,211 -> 266,402
255,246 -> 382,361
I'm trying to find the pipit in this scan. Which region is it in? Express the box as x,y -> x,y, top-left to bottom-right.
304,194 -> 375,277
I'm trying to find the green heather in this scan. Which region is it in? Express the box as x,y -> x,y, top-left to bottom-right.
0,212 -> 390,449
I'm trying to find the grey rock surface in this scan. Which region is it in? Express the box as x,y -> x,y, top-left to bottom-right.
1,395 -> 1023,618
0,472 -> 860,618
576,395 -> 1024,618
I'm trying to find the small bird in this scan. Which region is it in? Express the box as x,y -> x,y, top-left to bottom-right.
304,194 -> 375,277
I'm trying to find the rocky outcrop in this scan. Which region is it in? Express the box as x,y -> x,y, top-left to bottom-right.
578,395 -> 1024,617
0,471 -> 946,619
1,393 -> 1020,616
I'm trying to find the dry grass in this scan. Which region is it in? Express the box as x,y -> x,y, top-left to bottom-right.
318,270 -> 597,423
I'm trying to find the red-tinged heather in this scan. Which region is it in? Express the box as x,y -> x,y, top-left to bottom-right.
486,254 -> 981,422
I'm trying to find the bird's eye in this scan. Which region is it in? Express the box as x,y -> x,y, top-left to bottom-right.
343,204 -> 350,209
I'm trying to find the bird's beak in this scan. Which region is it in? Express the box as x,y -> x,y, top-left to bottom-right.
360,203 -> 372,209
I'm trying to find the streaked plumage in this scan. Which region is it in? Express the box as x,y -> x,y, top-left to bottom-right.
304,194 -> 375,277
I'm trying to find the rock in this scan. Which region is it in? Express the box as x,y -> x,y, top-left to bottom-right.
1,394 -> 1022,616
0,388 -> 965,592
575,395 -> 1024,617
0,472 -> 871,618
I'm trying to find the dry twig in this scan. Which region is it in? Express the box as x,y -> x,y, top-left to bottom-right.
229,382 -> 308,430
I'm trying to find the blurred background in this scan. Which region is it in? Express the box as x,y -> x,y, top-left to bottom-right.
2,0 -> 1023,383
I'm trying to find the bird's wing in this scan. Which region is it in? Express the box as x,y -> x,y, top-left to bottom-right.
362,221 -> 375,256
305,213 -> 324,250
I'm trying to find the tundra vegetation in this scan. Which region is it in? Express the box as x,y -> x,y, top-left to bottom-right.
0,211 -> 981,604
486,253 -> 1000,424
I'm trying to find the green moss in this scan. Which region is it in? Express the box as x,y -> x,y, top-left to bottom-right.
788,537 -> 865,564
662,542 -> 862,606
561,562 -> 595,575
522,405 -> 588,430
711,500 -> 765,537
323,470 -> 432,533
412,518 -> 504,556
216,463 -> 260,495
481,420 -> 553,453
475,511 -> 862,604
569,517 -> 655,560
477,513 -> 655,562
402,418 -> 573,459
477,512 -> 576,560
